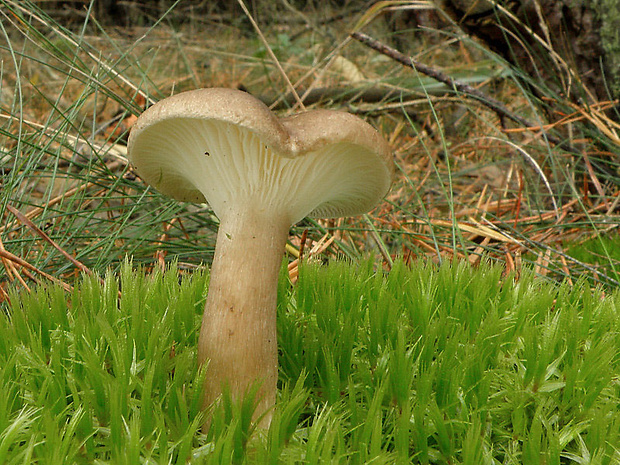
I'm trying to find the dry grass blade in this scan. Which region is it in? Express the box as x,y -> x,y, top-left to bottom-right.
352,0 -> 433,31
483,136 -> 559,218
236,0 -> 304,110
288,233 -> 335,282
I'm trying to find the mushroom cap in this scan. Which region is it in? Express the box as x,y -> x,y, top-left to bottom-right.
127,87 -> 393,225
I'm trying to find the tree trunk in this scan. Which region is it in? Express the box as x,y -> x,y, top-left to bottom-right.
433,0 -> 620,106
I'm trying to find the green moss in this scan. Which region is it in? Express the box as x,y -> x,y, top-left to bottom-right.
2,260 -> 620,463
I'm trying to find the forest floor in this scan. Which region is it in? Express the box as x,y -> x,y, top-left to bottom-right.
1,1 -> 619,292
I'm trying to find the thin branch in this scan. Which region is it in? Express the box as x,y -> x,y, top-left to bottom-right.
351,31 -> 562,145
0,233 -> 30,292
0,158 -> 125,235
6,204 -> 100,281
0,248 -> 73,292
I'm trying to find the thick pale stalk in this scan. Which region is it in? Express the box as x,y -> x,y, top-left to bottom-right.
198,206 -> 290,427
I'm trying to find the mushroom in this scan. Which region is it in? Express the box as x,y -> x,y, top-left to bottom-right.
127,87 -> 393,427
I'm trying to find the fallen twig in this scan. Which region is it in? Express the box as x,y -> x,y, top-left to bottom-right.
0,159 -> 125,235
6,204 -> 101,279
0,248 -> 73,292
350,31 -> 563,146
0,233 -> 30,292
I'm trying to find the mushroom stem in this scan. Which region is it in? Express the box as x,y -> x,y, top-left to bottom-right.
198,206 -> 290,427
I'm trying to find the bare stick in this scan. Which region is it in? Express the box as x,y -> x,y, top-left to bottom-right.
6,204 -> 100,280
351,31 -> 559,142
0,233 -> 30,292
0,248 -> 73,292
